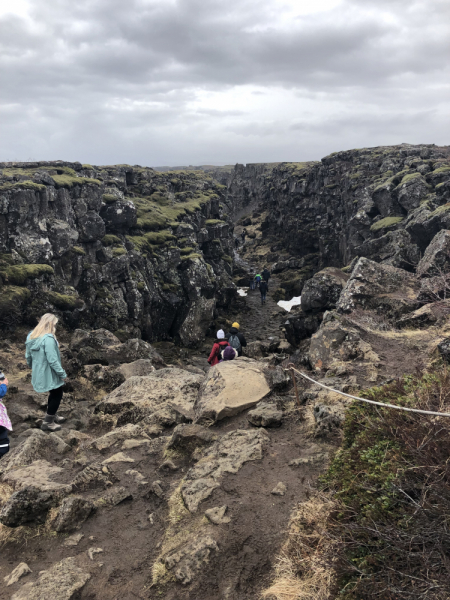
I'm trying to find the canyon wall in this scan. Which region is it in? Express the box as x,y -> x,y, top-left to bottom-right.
0,162 -> 235,345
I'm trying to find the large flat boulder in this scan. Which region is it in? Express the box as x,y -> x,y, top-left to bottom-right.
194,357 -> 270,423
95,368 -> 203,419
337,257 -> 420,318
11,557 -> 90,600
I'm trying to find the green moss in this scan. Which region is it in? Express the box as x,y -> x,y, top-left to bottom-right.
433,166 -> 450,175
205,219 -> 226,226
112,247 -> 127,256
0,253 -> 16,267
72,246 -> 86,255
46,291 -> 83,310
137,282 -> 146,292
222,255 -> 233,264
102,194 -> 118,203
82,164 -> 93,169
370,216 -> 403,232
180,253 -> 202,261
0,181 -> 46,193
180,247 -> 195,255
0,264 -> 54,285
0,285 -> 31,314
52,174 -> 102,189
399,173 -> 422,185
162,283 -> 178,293
101,235 -> 122,246
127,230 -> 176,253
430,203 -> 450,217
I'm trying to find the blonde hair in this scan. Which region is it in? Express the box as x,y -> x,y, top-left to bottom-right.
29,313 -> 59,339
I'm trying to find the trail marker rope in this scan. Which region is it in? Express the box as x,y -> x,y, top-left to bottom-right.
287,365 -> 450,418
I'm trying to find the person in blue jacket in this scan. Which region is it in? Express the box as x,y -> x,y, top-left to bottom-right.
25,313 -> 67,432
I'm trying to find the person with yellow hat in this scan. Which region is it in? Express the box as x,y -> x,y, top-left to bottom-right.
226,322 -> 247,357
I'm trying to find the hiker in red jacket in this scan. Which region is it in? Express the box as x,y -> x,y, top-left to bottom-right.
207,330 -> 229,366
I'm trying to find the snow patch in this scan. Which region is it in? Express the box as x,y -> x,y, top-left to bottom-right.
237,288 -> 248,297
277,296 -> 301,312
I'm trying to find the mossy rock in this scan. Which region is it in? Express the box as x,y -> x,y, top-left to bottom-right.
46,291 -> 83,310
52,174 -> 102,189
112,247 -> 127,256
370,216 -> 403,232
0,285 -> 31,326
180,253 -> 202,261
101,235 -> 122,246
271,288 -> 286,302
205,219 -> 226,226
0,181 -> 46,193
72,246 -> 86,255
102,194 -> 118,204
0,264 -> 54,285
180,247 -> 195,255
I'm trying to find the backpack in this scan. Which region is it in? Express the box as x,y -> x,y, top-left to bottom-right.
255,274 -> 261,282
228,334 -> 241,352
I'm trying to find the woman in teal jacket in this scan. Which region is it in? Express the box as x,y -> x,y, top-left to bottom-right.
25,313 -> 67,432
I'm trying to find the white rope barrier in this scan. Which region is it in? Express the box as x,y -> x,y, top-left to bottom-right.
288,365 -> 450,418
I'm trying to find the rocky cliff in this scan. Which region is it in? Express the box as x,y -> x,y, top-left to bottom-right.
220,143 -> 450,298
0,162 -> 235,345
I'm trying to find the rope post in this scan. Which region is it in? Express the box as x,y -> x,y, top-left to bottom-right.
290,366 -> 301,407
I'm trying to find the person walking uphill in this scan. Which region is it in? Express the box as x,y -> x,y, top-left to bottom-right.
25,313 -> 67,432
262,267 -> 271,290
226,322 -> 247,357
207,330 -> 229,366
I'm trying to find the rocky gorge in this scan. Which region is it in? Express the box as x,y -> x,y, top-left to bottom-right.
0,143 -> 450,599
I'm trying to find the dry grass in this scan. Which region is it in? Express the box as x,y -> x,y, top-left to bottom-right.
262,497 -> 336,600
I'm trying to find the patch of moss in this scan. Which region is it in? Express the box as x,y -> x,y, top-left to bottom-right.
46,292 -> 83,310
127,230 -> 176,253
433,166 -> 450,175
205,219 -> 226,226
370,216 -> 403,232
101,235 -> 122,246
180,247 -> 195,255
399,173 -> 422,185
430,203 -> 450,217
82,164 -> 93,169
0,264 -> 54,285
222,255 -> 232,264
52,174 -> 102,189
0,181 -> 46,193
180,253 -> 202,261
72,246 -> 86,255
112,247 -> 127,256
102,194 -> 118,204
0,285 -> 31,312
137,282 -> 146,292
0,253 -> 16,267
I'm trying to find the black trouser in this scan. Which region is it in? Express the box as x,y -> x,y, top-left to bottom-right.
47,387 -> 64,416
260,290 -> 267,303
0,426 -> 10,458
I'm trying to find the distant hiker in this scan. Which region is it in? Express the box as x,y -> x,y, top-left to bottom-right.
0,371 -> 12,458
226,322 -> 247,357
241,228 -> 247,243
262,267 -> 271,290
254,273 -> 262,289
260,280 -> 268,305
219,346 -> 237,362
234,237 -> 240,249
207,329 -> 229,366
25,313 -> 67,432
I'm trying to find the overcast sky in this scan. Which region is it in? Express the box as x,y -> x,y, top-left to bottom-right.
0,0 -> 449,166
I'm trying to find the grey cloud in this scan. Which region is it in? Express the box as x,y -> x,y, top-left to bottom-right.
0,0 -> 448,164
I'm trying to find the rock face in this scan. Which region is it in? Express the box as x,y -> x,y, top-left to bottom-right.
337,257 -> 420,318
301,268 -> 349,312
219,144 -> 450,278
417,230 -> 450,277
11,557 -> 90,600
194,358 -> 271,423
0,161 -> 235,344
